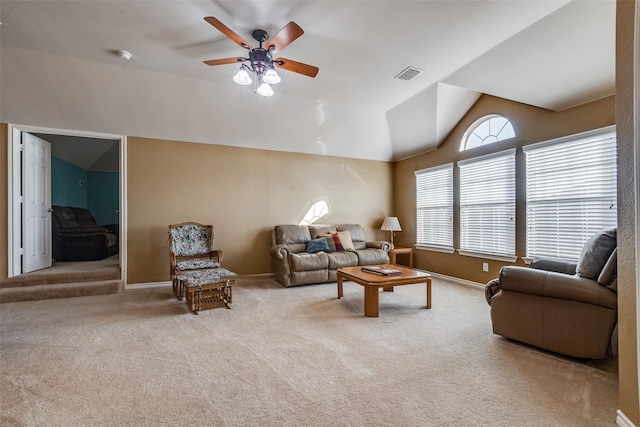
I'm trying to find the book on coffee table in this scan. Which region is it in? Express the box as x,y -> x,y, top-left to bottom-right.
361,266 -> 404,276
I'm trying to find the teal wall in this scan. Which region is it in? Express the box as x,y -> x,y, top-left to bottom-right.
51,156 -> 87,208
51,156 -> 119,225
88,171 -> 119,225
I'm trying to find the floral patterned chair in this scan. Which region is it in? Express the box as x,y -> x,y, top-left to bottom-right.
168,222 -> 223,299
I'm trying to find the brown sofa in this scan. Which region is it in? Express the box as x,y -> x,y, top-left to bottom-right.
486,228 -> 617,359
270,224 -> 390,287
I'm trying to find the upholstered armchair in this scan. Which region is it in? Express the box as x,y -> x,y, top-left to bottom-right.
486,228 -> 618,359
168,222 -> 223,299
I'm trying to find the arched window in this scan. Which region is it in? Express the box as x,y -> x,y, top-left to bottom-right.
460,114 -> 515,151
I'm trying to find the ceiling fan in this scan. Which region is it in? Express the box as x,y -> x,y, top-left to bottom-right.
203,17 -> 319,96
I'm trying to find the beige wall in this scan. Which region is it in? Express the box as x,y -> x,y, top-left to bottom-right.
394,94 -> 615,283
616,0 -> 639,423
126,137 -> 393,284
0,130 -> 392,283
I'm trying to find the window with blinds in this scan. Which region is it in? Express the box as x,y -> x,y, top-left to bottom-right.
524,126 -> 617,261
415,163 -> 453,251
458,149 -> 516,259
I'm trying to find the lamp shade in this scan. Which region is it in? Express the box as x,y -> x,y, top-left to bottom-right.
380,217 -> 402,232
256,82 -> 274,97
263,69 -> 281,84
233,69 -> 252,85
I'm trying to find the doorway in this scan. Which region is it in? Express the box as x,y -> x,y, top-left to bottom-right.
7,124 -> 127,284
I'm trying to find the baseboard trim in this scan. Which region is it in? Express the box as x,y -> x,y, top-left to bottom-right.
127,273 -> 483,290
428,272 -> 485,290
617,410 -> 637,427
235,273 -> 275,279
126,281 -> 171,289
125,273 -> 275,290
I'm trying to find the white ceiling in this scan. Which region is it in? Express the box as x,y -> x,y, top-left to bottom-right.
0,0 -> 616,161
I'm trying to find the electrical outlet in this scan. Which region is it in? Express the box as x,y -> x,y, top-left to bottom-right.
482,262 -> 489,272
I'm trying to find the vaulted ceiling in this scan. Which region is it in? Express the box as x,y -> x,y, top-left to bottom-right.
0,0 -> 615,161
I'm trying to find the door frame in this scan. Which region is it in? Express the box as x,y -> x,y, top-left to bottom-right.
7,124 -> 127,285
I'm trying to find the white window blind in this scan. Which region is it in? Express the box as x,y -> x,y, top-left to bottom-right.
415,163 -> 453,250
524,127 -> 617,260
459,149 -> 516,257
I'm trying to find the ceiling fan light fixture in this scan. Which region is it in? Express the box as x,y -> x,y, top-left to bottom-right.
203,17 -> 319,97
233,68 -> 252,85
256,82 -> 274,97
263,69 -> 281,85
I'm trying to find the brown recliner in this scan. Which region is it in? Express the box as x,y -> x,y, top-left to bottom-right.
52,206 -> 118,262
486,228 -> 617,359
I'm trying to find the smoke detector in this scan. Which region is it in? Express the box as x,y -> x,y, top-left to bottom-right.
116,50 -> 132,60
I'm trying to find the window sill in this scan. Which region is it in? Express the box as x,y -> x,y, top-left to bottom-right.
415,245 -> 455,254
457,250 -> 518,263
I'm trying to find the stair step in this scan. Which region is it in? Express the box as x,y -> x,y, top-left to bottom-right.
1,270 -> 120,288
0,279 -> 123,303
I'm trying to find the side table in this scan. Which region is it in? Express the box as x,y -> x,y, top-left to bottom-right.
389,247 -> 413,268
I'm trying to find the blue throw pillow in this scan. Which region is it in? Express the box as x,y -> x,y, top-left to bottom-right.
306,237 -> 330,253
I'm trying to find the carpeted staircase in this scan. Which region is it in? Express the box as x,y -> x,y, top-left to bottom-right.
0,256 -> 123,303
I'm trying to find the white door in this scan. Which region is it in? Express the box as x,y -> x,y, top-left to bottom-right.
23,133 -> 52,273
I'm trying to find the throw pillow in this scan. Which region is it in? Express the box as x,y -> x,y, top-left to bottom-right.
305,237 -> 330,254
330,232 -> 345,251
576,228 -> 617,280
336,224 -> 367,242
316,233 -> 344,252
309,224 -> 335,238
337,230 -> 356,251
597,247 -> 617,292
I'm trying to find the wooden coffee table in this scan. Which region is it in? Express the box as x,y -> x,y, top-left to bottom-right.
336,265 -> 432,317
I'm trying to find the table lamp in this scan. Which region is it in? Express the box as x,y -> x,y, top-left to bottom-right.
380,217 -> 402,250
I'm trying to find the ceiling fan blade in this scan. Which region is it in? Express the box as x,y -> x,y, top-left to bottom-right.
203,57 -> 246,66
204,16 -> 252,50
264,22 -> 304,53
274,57 -> 319,78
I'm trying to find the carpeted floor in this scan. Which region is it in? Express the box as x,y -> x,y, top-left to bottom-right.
0,277 -> 618,426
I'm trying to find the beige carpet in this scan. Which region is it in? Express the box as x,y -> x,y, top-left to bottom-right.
0,277 -> 618,426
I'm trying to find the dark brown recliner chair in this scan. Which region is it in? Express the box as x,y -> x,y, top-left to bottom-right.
486,228 -> 617,359
52,206 -> 118,262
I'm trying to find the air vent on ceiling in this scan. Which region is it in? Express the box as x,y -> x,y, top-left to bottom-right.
394,66 -> 424,81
